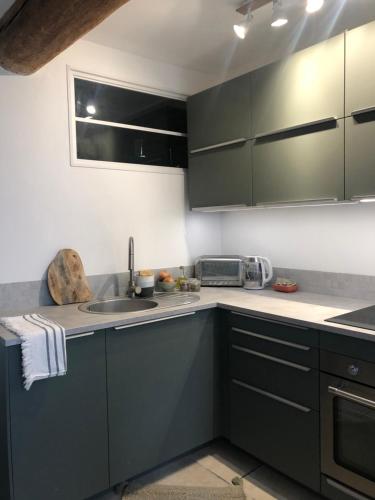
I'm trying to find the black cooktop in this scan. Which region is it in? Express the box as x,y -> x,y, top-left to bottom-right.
327,305 -> 375,331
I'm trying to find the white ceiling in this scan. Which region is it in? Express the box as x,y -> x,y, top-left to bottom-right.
84,0 -> 375,80
1,0 -> 375,81
0,0 -> 14,18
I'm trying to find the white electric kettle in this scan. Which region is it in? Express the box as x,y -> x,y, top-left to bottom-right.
243,256 -> 273,290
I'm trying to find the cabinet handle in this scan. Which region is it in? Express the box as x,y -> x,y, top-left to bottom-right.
192,204 -> 249,212
232,379 -> 311,413
67,331 -> 95,341
232,344 -> 311,372
351,106 -> 375,118
254,116 -> 338,140
351,194 -> 375,202
231,311 -> 308,331
189,138 -> 247,154
232,327 -> 310,351
114,312 -> 196,331
325,478 -> 370,500
255,197 -> 338,207
328,386 -> 375,410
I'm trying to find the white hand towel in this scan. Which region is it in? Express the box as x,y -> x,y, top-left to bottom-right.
0,314 -> 67,390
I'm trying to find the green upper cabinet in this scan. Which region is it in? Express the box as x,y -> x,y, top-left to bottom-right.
188,141 -> 252,209
251,34 -> 344,137
346,21 -> 375,116
345,21 -> 375,200
253,121 -> 345,205
187,73 -> 251,151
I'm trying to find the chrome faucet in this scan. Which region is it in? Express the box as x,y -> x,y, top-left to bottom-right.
127,236 -> 136,298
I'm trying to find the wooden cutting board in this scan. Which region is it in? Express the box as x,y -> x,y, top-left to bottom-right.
48,249 -> 93,305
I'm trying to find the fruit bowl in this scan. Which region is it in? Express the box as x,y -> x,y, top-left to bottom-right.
157,280 -> 176,292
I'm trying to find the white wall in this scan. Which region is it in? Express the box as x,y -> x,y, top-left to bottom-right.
221,203 -> 375,276
0,40 -> 221,284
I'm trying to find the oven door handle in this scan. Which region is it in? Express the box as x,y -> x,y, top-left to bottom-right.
328,386 -> 375,410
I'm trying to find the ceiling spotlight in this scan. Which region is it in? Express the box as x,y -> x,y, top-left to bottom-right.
233,2 -> 253,39
271,0 -> 288,28
306,0 -> 324,13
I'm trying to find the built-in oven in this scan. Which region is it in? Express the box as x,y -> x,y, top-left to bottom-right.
321,350 -> 375,499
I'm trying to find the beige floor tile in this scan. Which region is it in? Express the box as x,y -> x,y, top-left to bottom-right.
192,441 -> 261,483
243,466 -> 323,500
133,455 -> 228,489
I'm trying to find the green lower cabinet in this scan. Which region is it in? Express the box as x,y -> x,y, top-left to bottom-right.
253,120 -> 344,205
106,310 -> 220,485
230,380 -> 320,492
188,142 -> 252,209
345,115 -> 375,200
7,332 -> 109,500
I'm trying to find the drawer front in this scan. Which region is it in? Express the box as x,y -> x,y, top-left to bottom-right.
230,380 -> 320,492
230,325 -> 318,368
230,311 -> 319,348
230,344 -> 319,410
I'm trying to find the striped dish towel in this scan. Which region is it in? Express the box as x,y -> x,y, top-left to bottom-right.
0,314 -> 67,390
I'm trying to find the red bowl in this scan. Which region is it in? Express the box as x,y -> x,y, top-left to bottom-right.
272,283 -> 298,293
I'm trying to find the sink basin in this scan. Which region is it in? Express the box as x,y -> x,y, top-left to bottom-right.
79,298 -> 158,314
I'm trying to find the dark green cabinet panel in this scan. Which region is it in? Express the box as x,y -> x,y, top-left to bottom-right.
346,21 -> 375,116
230,345 -> 319,410
187,74 -> 251,151
230,381 -> 320,492
0,345 -> 12,500
252,34 -> 344,136
106,311 -> 220,484
253,120 -> 344,205
345,116 -> 375,200
8,332 -> 109,500
188,141 -> 252,208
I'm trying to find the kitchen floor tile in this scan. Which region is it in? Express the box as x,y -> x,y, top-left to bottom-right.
243,465 -> 324,500
133,455 -> 229,489
192,440 -> 261,482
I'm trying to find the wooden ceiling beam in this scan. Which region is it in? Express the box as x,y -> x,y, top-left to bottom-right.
0,0 -> 132,75
237,0 -> 272,15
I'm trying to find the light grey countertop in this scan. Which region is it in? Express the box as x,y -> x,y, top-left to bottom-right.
1,287 -> 375,346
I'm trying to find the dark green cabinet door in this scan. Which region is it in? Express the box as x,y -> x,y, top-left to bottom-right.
252,34 -> 344,136
8,332 -> 109,500
187,74 -> 251,151
346,21 -> 375,116
188,141 -> 252,208
107,311 -> 219,485
345,116 -> 375,200
230,380 -> 320,492
253,120 -> 344,205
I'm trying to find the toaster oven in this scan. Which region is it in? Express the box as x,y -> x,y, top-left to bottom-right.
195,256 -> 245,287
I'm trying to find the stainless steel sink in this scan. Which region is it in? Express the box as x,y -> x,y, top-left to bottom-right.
78,292 -> 200,315
79,297 -> 158,314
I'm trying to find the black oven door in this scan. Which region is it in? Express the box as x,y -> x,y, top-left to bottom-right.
321,373 -> 375,498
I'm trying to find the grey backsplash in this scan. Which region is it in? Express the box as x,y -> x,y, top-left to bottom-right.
0,266 -> 194,313
274,268 -> 375,301
1,265 -> 375,312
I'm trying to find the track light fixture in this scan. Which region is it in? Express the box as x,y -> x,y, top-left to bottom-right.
306,0 -> 324,13
233,1 -> 254,39
234,0 -> 325,39
271,0 -> 288,28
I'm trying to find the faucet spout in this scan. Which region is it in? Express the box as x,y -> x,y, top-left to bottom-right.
128,236 -> 136,298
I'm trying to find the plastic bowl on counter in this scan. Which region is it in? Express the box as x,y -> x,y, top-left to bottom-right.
157,280 -> 177,292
